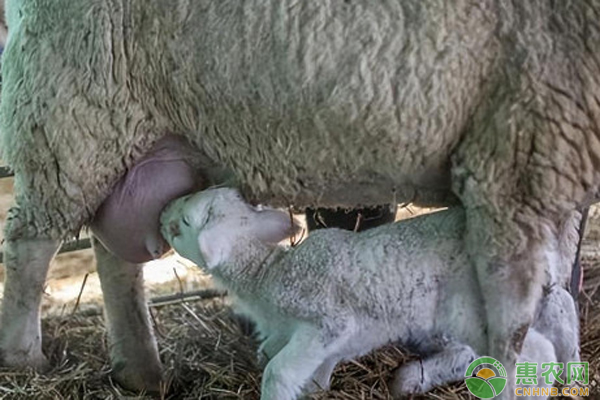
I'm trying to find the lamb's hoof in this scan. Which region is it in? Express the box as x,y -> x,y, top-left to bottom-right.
0,347 -> 50,372
303,381 -> 329,396
111,358 -> 163,394
390,364 -> 429,398
232,312 -> 256,337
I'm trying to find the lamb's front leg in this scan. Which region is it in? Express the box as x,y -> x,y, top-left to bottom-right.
0,235 -> 60,369
93,237 -> 162,393
261,324 -> 349,400
391,342 -> 477,396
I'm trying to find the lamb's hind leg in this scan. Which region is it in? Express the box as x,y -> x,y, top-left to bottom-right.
93,237 -> 162,392
391,343 -> 477,396
0,208 -> 61,369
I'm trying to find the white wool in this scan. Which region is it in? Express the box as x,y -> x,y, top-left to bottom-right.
161,188 -> 580,400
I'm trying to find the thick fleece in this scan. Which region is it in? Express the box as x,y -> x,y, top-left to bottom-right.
5,0 -> 598,239
1,1 -> 597,395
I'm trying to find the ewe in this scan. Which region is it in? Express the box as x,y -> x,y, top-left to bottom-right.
2,1 -> 595,392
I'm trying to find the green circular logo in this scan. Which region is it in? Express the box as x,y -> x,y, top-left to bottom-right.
464,357 -> 507,398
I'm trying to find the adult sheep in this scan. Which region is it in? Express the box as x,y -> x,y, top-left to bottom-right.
0,0 -> 596,397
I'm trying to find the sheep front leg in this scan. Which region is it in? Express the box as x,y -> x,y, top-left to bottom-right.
93,237 -> 162,393
0,237 -> 60,369
261,324 -> 348,400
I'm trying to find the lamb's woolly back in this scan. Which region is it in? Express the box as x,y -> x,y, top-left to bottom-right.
162,188 -> 465,280
162,189 -> 478,338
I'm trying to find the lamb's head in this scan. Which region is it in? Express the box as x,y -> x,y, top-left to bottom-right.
160,188 -> 299,269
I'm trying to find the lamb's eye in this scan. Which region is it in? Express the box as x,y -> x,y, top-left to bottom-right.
182,216 -> 190,227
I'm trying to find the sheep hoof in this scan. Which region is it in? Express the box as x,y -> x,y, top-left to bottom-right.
111,358 -> 163,394
0,348 -> 50,372
390,364 -> 429,397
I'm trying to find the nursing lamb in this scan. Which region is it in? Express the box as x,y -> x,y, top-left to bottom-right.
160,188 -> 579,400
1,1 -> 597,395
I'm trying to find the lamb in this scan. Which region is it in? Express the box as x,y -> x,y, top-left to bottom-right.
1,1 -> 597,394
160,188 -> 580,400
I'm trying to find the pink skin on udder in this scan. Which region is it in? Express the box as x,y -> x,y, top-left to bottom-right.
91,136 -> 204,263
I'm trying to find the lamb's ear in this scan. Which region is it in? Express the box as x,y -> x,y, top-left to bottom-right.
197,222 -> 235,269
251,209 -> 301,244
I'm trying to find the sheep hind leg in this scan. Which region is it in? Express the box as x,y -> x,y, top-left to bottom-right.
93,237 -> 162,393
390,343 -> 477,397
460,205 -> 547,400
533,285 -> 580,365
0,235 -> 61,369
450,100 -> 568,399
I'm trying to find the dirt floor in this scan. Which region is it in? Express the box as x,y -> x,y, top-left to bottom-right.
0,175 -> 598,399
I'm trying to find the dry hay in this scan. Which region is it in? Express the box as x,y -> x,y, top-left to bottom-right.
0,255 -> 599,399
0,298 -> 471,400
